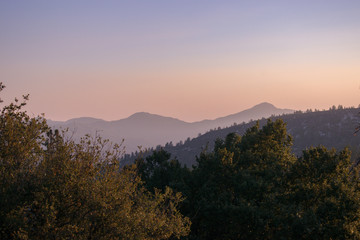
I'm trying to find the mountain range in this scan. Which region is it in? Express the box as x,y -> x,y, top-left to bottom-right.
47,102 -> 294,153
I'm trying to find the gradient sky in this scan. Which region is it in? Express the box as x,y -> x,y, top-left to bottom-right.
1,0 -> 359,122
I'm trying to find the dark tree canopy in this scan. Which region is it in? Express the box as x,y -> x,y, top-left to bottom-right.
137,119 -> 360,240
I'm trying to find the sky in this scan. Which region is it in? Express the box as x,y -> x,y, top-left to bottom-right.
0,0 -> 359,122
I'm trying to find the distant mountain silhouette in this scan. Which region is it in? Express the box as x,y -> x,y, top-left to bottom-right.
195,102 -> 293,129
48,103 -> 294,153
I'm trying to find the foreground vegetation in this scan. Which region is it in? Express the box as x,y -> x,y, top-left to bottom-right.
137,120 -> 360,239
1,82 -> 360,239
0,83 -> 190,239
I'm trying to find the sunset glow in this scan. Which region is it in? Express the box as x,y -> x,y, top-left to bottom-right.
1,1 -> 359,122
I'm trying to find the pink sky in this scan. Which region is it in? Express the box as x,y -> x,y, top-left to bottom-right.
1,1 -> 359,122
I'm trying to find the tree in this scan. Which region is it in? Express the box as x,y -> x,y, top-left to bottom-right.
135,149 -> 191,195
0,83 -> 48,238
186,120 -> 296,240
287,147 -> 360,239
0,83 -> 190,239
178,119 -> 360,239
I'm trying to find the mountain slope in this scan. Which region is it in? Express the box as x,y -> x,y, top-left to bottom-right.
48,103 -> 294,153
140,107 -> 360,167
196,102 -> 293,128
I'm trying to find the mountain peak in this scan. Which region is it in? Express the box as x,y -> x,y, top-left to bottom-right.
251,102 -> 276,110
126,112 -> 185,123
65,117 -> 106,124
128,112 -> 152,119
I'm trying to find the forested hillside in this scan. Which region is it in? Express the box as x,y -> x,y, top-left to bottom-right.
125,106 -> 360,167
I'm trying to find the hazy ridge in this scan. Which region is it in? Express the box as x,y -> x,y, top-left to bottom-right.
48,102 -> 294,153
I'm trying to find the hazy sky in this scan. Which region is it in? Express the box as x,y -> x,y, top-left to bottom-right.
1,1 -> 359,122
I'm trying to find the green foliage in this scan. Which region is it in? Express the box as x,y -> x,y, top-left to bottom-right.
135,149 -> 191,193
139,118 -> 360,240
287,147 -> 360,239
0,83 -> 190,239
0,83 -> 49,238
187,119 -> 296,240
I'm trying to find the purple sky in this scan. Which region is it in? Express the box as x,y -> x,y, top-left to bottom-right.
1,1 -> 359,121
